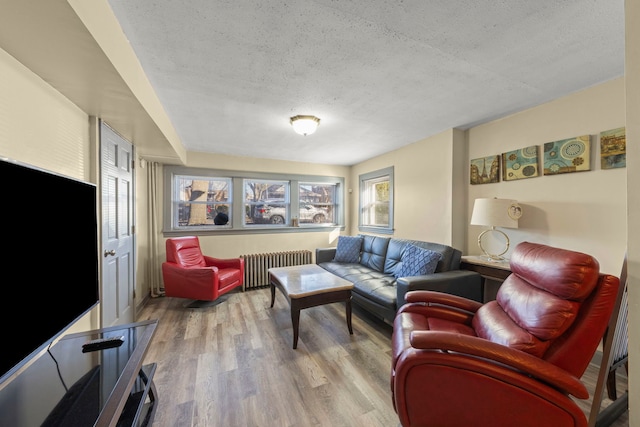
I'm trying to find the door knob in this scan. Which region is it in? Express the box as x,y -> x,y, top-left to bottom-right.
104,250 -> 116,257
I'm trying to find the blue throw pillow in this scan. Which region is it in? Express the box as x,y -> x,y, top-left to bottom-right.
394,245 -> 441,278
333,236 -> 363,263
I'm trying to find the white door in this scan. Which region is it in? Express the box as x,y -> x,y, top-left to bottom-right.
100,121 -> 135,327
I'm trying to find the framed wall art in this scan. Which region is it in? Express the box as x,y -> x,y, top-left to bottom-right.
600,127 -> 626,169
470,155 -> 500,184
502,145 -> 539,181
543,135 -> 591,175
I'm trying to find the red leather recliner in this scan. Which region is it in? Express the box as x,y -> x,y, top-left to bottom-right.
162,236 -> 244,305
391,241 -> 620,427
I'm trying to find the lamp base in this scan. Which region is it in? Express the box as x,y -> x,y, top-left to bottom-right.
482,254 -> 506,262
477,227 -> 510,261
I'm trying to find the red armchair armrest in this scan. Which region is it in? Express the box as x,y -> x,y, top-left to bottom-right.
407,330 -> 588,398
203,255 -> 244,270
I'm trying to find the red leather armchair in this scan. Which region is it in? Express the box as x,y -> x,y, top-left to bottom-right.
162,236 -> 244,306
391,242 -> 620,427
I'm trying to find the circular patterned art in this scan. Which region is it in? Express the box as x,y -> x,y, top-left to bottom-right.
544,136 -> 591,174
561,139 -> 586,158
502,145 -> 540,180
521,146 -> 537,158
549,163 -> 562,173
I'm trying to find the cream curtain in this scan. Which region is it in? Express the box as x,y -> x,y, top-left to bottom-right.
146,161 -> 164,297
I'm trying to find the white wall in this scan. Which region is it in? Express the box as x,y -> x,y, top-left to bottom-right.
348,79 -> 626,276
350,128 -> 462,247
0,47 -> 99,333
625,0 -> 639,424
466,78 -> 626,275
0,49 -> 91,182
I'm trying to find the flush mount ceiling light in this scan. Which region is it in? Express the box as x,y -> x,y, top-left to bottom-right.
290,115 -> 320,136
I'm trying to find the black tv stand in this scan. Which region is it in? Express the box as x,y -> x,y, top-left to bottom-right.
0,320 -> 158,427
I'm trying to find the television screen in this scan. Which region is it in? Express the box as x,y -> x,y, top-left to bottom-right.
0,157 -> 99,384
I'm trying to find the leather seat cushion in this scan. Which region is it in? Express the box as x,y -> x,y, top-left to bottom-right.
218,268 -> 243,286
318,261 -> 397,308
392,311 -> 476,366
352,276 -> 397,309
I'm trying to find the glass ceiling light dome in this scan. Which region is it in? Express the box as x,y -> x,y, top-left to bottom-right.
290,115 -> 320,136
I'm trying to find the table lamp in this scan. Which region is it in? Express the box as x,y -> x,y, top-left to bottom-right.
470,197 -> 522,261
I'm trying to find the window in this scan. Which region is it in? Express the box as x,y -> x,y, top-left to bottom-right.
173,175 -> 231,228
244,179 -> 289,225
163,166 -> 344,234
298,182 -> 336,225
359,167 -> 394,234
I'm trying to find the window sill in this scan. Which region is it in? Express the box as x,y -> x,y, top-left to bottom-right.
164,224 -> 345,237
358,226 -> 394,235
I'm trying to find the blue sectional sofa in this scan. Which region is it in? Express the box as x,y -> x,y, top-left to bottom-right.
316,234 -> 482,324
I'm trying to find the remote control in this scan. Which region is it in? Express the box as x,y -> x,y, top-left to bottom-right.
82,335 -> 125,352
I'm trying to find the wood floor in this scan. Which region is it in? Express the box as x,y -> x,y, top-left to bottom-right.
137,288 -> 629,427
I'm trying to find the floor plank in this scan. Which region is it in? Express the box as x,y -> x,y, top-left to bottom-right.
137,288 -> 629,427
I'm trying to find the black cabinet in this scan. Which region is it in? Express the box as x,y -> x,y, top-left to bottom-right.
460,255 -> 511,302
0,320 -> 158,427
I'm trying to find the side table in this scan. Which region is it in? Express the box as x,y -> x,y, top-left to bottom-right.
460,256 -> 511,302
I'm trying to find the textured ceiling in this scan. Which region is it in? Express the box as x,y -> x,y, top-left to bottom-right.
107,0 -> 624,166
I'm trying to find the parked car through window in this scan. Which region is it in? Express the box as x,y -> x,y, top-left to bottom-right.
253,202 -> 329,224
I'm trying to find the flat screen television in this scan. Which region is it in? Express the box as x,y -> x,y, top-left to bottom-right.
0,157 -> 99,385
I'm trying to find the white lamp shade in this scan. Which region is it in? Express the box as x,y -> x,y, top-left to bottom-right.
290,115 -> 320,136
470,198 -> 520,229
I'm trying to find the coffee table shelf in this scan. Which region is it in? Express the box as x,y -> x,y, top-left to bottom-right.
269,264 -> 354,349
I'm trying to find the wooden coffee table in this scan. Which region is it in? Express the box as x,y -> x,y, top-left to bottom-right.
269,264 -> 354,349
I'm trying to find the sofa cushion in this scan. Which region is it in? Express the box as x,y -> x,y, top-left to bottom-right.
394,245 -> 442,278
319,261 -> 381,281
384,239 -> 407,275
333,235 -> 363,263
395,239 -> 460,272
359,235 -> 390,272
319,262 -> 397,311
352,275 -> 398,311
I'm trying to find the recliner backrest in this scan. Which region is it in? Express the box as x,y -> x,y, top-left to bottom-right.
472,241 -> 617,377
166,236 -> 206,268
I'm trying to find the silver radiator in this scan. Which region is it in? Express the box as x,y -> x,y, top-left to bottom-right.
240,250 -> 313,291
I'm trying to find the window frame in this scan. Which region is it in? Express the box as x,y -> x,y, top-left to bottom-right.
358,166 -> 394,235
171,174 -> 232,229
243,178 -> 291,227
163,165 -> 345,236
